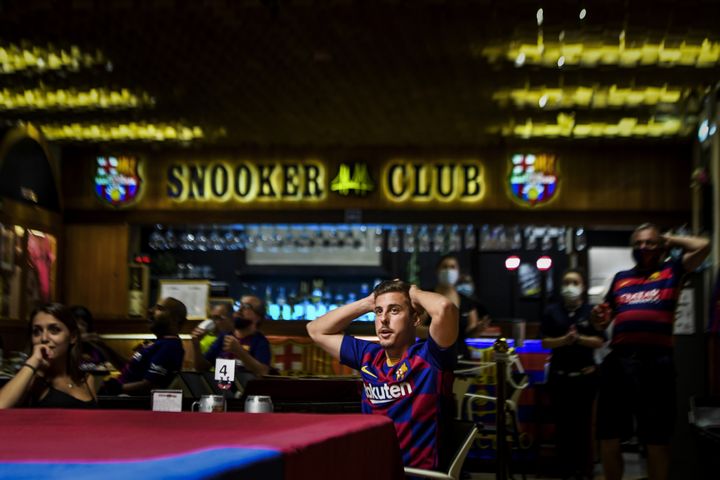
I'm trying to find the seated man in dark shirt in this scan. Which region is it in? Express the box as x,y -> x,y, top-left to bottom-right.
193,294 -> 273,379
102,297 -> 186,395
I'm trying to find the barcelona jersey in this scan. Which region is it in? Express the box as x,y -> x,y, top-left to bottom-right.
119,337 -> 184,388
605,257 -> 685,350
340,335 -> 456,469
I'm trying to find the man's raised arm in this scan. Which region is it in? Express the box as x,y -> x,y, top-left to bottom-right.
663,233 -> 711,272
306,294 -> 375,360
409,285 -> 458,348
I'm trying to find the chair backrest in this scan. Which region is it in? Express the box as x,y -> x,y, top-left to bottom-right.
439,419 -> 479,477
178,371 -> 215,398
405,419 -> 478,480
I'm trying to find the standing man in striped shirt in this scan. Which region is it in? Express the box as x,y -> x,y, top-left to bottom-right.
593,223 -> 710,480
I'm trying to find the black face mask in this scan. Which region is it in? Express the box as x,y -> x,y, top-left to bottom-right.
632,247 -> 665,270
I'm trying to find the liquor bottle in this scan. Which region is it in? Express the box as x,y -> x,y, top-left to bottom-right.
266,286 -> 280,320
358,283 -> 370,321
276,287 -> 290,320
128,264 -> 146,317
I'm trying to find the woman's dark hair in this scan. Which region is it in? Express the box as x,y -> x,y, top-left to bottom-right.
435,253 -> 460,271
28,303 -> 83,384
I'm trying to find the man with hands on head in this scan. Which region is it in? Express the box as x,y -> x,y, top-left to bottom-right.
591,224 -> 710,480
193,295 -> 273,378
306,279 -> 459,470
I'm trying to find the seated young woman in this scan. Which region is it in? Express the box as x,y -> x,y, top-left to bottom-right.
0,303 -> 97,409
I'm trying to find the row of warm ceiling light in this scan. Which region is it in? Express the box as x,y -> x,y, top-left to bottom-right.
482,38 -> 720,69
0,42 -> 205,142
483,6 -> 708,139
0,43 -> 105,73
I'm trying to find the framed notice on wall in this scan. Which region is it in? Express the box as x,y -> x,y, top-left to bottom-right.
158,280 -> 210,320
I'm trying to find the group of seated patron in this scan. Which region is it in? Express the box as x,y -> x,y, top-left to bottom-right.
0,293 -> 274,408
0,280 -> 463,473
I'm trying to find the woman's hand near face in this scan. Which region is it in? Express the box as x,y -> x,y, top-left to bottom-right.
27,343 -> 51,371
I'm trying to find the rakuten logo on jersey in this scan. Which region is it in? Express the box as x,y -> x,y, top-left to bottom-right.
364,382 -> 413,405
619,289 -> 661,305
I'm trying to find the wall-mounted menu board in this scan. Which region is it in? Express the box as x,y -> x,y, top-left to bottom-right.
158,280 -> 210,320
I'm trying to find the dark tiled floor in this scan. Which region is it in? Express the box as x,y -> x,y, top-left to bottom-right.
467,453 -> 646,479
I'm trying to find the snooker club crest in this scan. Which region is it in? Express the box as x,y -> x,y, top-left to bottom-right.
95,155 -> 143,207
508,153 -> 559,207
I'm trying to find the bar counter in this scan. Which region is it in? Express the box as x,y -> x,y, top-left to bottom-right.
0,409 -> 404,480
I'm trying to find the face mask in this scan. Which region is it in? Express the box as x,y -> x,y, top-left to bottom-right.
438,268 -> 459,286
632,247 -> 665,270
234,317 -> 253,329
456,283 -> 474,296
561,284 -> 583,302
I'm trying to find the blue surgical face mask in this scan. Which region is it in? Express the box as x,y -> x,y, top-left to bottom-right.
438,268 -> 459,286
456,283 -> 474,296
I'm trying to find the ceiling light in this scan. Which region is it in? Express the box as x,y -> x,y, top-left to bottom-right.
0,42 -> 105,74
492,85 -> 686,109
538,94 -> 548,108
479,37 -> 720,68
0,87 -> 153,111
536,8 -> 544,26
501,115 -> 685,138
39,122 -> 207,142
698,119 -> 710,142
557,55 -> 565,67
579,8 -> 587,20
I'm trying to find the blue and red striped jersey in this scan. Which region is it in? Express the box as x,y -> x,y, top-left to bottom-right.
340,335 -> 456,469
605,257 -> 685,350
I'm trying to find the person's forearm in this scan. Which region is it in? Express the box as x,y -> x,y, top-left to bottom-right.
667,234 -> 711,271
307,295 -> 374,339
0,364 -> 36,408
541,336 -> 570,349
120,379 -> 154,395
415,287 -> 458,347
577,335 -> 604,349
666,234 -> 710,253
411,289 -> 453,319
191,342 -> 212,372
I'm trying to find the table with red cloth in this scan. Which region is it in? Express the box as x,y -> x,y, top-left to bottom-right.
0,409 -> 404,480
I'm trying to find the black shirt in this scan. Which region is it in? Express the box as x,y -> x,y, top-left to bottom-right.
540,302 -> 605,373
458,293 -> 488,359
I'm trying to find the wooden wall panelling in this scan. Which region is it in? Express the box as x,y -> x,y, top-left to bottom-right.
64,224 -> 129,320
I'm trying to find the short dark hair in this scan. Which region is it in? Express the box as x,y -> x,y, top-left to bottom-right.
562,267 -> 587,286
211,302 -> 232,317
240,295 -> 266,317
373,279 -> 410,298
373,280 -> 419,317
163,297 -> 187,326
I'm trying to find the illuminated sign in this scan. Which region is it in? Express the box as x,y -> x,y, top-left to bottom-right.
381,159 -> 484,203
162,158 -> 486,206
330,163 -> 375,196
166,160 -> 326,203
95,155 -> 142,207
508,154 -> 559,207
